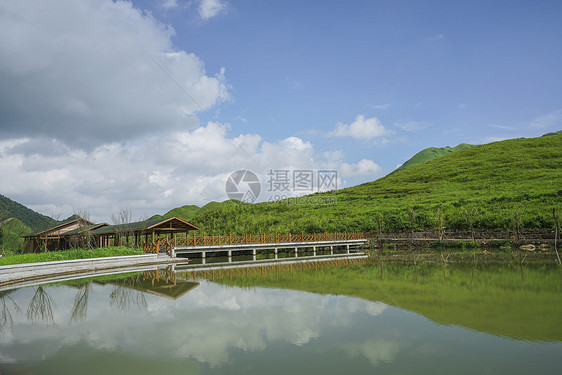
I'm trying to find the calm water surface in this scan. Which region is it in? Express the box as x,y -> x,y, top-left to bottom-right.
0,262 -> 560,374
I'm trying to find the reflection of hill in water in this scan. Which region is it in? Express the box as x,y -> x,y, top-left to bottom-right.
219,262 -> 562,342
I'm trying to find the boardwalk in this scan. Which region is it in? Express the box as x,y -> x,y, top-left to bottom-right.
173,239 -> 366,262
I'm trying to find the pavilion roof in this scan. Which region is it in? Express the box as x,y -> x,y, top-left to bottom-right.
91,216 -> 199,235
23,216 -> 95,238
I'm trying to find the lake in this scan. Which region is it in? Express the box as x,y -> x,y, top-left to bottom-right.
0,259 -> 560,374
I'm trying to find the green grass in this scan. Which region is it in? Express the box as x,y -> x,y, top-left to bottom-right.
0,246 -> 143,266
393,143 -> 474,173
0,218 -> 30,253
177,134 -> 562,234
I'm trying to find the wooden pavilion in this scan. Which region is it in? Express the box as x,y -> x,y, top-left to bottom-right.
22,216 -> 103,253
91,216 -> 199,248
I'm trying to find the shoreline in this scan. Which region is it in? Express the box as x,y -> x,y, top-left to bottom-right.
0,254 -> 188,291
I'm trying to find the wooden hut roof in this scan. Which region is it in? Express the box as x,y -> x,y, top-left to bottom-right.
23,216 -> 95,238
91,216 -> 199,235
63,223 -> 109,235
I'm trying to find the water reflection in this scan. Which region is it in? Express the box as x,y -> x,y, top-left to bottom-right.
26,286 -> 55,325
70,284 -> 90,323
0,264 -> 560,375
0,290 -> 21,336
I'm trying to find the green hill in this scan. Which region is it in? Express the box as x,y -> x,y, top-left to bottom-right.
0,194 -> 56,231
394,143 -> 474,173
0,218 -> 30,252
184,134 -> 562,234
163,204 -> 201,221
152,200 -> 245,223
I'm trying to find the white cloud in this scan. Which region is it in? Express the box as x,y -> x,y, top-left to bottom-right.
530,109 -> 562,129
0,0 -> 386,221
427,33 -> 444,42
198,0 -> 228,20
484,136 -> 509,143
1,122 -> 384,221
340,159 -> 383,178
334,115 -> 389,140
372,104 -> 390,110
489,124 -> 515,131
394,121 -> 427,132
0,0 -> 229,149
160,0 -> 179,10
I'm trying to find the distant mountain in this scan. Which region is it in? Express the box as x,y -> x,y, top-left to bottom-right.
152,200 -> 243,223
542,130 -> 562,136
0,194 -> 56,232
394,143 -> 475,173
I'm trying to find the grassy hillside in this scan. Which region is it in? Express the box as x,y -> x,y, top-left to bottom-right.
0,218 -> 31,253
152,200 -> 244,222
0,194 -> 56,252
393,143 -> 474,173
0,194 -> 56,231
185,134 -> 562,234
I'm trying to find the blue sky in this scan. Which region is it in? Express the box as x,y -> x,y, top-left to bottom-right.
0,0 -> 561,221
149,0 -> 562,164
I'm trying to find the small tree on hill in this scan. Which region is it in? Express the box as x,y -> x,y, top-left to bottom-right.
436,209 -> 446,241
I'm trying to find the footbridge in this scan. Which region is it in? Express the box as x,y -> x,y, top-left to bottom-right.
172,239 -> 367,264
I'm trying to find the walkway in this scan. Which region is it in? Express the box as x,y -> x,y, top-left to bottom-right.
0,254 -> 187,291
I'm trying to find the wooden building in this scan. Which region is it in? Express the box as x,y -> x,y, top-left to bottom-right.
22,216 -> 198,253
22,216 -> 104,253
